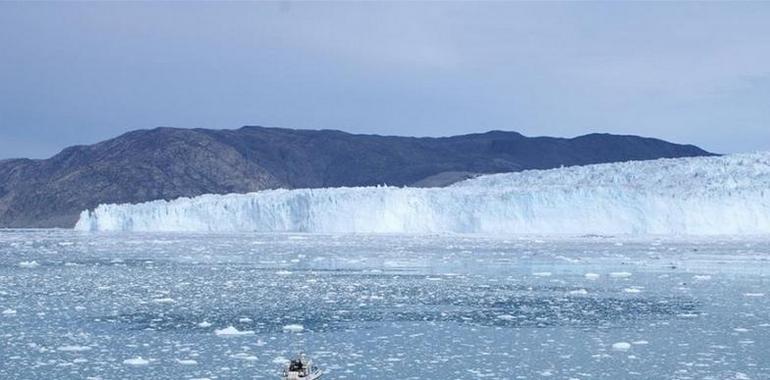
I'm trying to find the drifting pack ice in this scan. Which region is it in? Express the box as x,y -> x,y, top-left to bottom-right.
76,152 -> 770,235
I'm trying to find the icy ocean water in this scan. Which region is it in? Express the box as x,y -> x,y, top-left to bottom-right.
1,231 -> 768,380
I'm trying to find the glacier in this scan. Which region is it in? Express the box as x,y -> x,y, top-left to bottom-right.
75,152 -> 770,235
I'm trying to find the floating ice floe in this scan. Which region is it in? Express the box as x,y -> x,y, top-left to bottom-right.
197,321 -> 212,328
609,272 -> 632,278
2,308 -> 17,315
123,357 -> 150,366
584,273 -> 600,280
151,297 -> 175,304
612,342 -> 632,352
214,326 -> 255,336
176,359 -> 198,365
57,345 -> 92,352
230,353 -> 258,361
18,261 -> 40,268
282,324 -> 305,333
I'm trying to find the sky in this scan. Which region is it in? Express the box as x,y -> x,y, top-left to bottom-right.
1,1 -> 770,159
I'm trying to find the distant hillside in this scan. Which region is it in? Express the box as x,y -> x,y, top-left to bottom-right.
0,126 -> 714,227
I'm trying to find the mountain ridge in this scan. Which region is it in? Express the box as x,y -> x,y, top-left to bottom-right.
0,126 -> 714,227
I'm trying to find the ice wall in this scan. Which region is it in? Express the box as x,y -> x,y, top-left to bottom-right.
75,152 -> 770,235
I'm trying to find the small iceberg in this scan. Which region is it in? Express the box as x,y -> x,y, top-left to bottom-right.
230,353 -> 258,361
612,342 -> 632,352
123,357 -> 150,366
214,325 -> 255,336
57,345 -> 92,352
18,261 -> 40,268
282,324 -> 305,333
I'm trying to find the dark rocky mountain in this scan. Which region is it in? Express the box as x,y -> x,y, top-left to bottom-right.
0,126 -> 714,228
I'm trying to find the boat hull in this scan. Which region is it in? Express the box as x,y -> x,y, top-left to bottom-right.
282,369 -> 323,380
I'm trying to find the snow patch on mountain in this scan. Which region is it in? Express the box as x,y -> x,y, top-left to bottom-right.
75,153 -> 770,235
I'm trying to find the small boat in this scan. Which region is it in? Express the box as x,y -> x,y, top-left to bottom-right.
280,353 -> 323,380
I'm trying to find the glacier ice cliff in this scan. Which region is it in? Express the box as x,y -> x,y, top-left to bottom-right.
75,153 -> 770,235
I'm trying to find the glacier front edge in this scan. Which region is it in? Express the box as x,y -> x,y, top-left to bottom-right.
75,152 -> 770,235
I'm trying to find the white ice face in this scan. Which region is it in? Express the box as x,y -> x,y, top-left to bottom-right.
76,152 -> 770,235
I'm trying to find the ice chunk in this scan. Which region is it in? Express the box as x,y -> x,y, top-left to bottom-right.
18,261 -> 40,268
57,345 -> 92,352
282,324 -> 304,333
230,353 -> 258,361
123,357 -> 150,366
612,342 -> 632,351
214,326 -> 255,336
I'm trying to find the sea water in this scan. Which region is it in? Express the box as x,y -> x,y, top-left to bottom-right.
1,230 -> 768,379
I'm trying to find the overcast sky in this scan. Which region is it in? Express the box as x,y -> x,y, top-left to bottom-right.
2,1 -> 769,159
